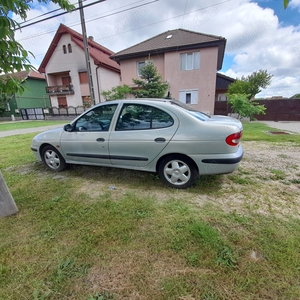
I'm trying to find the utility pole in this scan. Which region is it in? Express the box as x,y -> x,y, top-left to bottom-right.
79,0 -> 96,105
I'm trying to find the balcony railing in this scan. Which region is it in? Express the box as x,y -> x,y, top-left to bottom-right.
46,84 -> 74,95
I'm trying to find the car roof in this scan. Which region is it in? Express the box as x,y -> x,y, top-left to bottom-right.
96,98 -> 200,112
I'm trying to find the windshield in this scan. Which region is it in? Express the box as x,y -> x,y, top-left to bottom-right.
169,100 -> 211,121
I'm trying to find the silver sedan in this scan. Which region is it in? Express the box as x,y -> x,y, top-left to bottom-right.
31,99 -> 243,189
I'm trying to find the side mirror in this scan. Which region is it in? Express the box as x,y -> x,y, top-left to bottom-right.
64,124 -> 74,132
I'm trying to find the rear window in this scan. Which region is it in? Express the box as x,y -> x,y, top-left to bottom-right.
169,100 -> 210,121
186,111 -> 210,121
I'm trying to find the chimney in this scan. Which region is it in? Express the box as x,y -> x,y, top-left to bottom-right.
88,36 -> 94,41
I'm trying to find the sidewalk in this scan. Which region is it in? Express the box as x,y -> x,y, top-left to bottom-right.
0,124 -> 66,138
258,121 -> 300,134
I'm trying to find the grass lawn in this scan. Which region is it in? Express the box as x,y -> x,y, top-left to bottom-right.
0,122 -> 299,300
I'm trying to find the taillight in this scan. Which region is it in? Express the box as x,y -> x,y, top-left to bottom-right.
226,131 -> 243,146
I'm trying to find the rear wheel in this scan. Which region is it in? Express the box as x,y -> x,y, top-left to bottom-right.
42,145 -> 66,172
158,155 -> 198,189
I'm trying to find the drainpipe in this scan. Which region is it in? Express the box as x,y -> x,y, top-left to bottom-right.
96,65 -> 101,103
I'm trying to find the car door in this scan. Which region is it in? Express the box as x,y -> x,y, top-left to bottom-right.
60,104 -> 118,166
109,103 -> 179,168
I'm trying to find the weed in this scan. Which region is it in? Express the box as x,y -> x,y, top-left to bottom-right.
270,169 -> 286,180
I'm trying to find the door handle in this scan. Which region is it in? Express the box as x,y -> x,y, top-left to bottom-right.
154,137 -> 166,143
96,138 -> 105,142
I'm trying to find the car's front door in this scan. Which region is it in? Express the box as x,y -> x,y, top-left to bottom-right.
60,104 -> 118,166
109,103 -> 179,168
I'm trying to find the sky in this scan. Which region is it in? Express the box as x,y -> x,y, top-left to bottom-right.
14,0 -> 300,98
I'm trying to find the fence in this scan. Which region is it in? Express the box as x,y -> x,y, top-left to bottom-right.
50,106 -> 87,117
214,99 -> 300,121
20,108 -> 45,120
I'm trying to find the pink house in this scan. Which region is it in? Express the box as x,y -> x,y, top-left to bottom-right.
39,24 -> 120,109
111,29 -> 226,114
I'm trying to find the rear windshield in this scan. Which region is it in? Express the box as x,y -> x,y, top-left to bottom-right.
170,100 -> 210,121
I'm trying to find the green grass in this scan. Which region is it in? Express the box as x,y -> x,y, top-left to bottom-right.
242,122 -> 300,144
0,123 -> 300,299
0,120 -> 67,132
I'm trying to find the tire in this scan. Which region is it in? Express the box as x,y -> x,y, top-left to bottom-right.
42,145 -> 66,172
158,155 -> 198,189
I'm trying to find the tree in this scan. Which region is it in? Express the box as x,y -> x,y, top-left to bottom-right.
0,0 -> 74,95
284,0 -> 289,9
0,0 -> 73,216
227,70 -> 273,100
227,93 -> 266,120
132,61 -> 168,98
101,84 -> 132,101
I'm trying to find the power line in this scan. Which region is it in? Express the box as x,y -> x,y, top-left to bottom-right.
15,0 -> 106,30
18,0 -> 88,25
17,0 -> 159,42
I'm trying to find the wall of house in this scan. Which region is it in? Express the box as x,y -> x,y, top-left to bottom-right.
8,78 -> 49,115
118,47 -> 219,114
45,34 -> 119,107
96,66 -> 121,102
119,55 -> 165,87
165,47 -> 219,114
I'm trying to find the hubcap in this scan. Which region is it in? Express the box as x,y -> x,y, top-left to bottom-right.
45,150 -> 60,170
164,160 -> 191,185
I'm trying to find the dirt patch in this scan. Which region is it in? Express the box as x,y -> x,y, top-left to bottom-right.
16,141 -> 300,219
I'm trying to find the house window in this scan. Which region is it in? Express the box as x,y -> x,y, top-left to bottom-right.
179,90 -> 198,104
137,60 -> 153,76
57,96 -> 67,108
137,61 -> 145,76
79,72 -> 88,84
180,52 -> 200,70
63,45 -> 67,54
68,43 -> 72,53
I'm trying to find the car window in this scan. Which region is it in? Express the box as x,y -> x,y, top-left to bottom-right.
116,104 -> 174,131
75,104 -> 118,131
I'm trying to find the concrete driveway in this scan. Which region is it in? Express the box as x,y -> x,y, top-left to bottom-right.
258,121 -> 300,134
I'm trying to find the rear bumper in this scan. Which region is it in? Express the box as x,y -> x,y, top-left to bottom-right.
190,145 -> 244,175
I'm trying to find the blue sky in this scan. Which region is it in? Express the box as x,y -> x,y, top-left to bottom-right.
14,0 -> 300,98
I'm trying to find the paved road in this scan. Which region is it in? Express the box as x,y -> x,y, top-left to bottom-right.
0,124 -> 66,138
258,121 -> 300,134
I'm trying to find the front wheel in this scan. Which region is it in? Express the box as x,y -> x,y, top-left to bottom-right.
158,155 -> 198,189
42,145 -> 66,172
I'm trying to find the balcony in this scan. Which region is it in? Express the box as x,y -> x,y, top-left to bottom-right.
46,84 -> 74,95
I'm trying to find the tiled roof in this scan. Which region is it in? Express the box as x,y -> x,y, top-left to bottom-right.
111,28 -> 226,70
39,24 -> 120,73
5,70 -> 45,81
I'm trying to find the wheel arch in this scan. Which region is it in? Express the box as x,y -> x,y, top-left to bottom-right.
155,153 -> 199,174
39,143 -> 61,157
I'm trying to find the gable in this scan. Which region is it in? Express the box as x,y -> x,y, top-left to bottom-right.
39,24 -> 120,73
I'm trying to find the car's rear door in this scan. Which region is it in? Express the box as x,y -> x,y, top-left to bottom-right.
108,103 -> 179,168
60,104 -> 118,166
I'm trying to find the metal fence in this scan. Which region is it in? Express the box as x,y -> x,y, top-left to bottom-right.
50,106 -> 87,117
20,108 -> 45,120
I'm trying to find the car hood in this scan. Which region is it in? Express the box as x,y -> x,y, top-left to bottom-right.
206,115 -> 243,130
33,127 -> 65,142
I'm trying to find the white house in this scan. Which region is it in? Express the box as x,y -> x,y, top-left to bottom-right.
38,24 -> 120,109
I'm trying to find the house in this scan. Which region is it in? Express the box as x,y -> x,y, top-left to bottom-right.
4,70 -> 48,117
111,28 -> 226,114
215,73 -> 235,101
38,24 -> 120,109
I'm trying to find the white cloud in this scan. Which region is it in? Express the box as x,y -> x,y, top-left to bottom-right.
13,0 -> 300,98
290,0 -> 300,10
